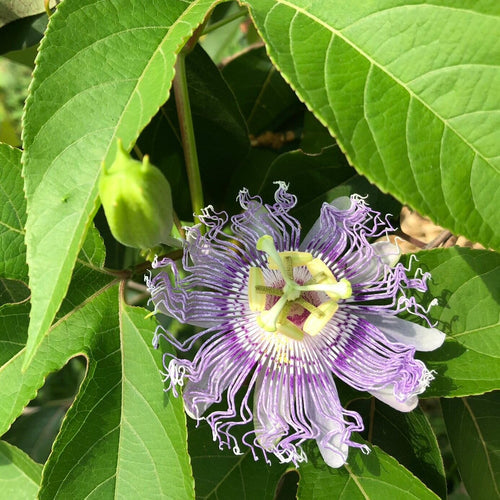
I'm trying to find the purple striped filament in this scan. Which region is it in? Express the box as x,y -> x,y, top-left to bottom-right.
146,183 -> 444,468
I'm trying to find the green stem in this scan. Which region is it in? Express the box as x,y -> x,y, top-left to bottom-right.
202,9 -> 247,35
173,52 -> 204,228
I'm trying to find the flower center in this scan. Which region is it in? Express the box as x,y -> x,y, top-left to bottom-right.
248,235 -> 352,341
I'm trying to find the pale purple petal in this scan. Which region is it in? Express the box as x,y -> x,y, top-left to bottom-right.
356,312 -> 446,352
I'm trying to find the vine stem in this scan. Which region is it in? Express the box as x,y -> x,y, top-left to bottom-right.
202,8 -> 247,35
173,52 -> 204,229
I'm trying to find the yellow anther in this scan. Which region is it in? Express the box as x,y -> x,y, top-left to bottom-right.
267,251 -> 313,270
306,258 -> 336,284
257,295 -> 289,332
276,318 -> 304,341
303,300 -> 339,336
248,267 -> 267,312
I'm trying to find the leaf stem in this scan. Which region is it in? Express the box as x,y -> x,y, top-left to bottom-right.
173,52 -> 204,228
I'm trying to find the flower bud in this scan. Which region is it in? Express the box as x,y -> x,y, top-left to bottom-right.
99,140 -> 174,249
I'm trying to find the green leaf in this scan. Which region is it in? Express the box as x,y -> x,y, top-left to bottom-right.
442,392 -> 500,499
39,298 -> 194,499
349,400 -> 446,498
0,300 -> 30,365
0,441 -> 42,499
221,45 -> 303,135
22,0 -> 223,368
0,285 -> 194,498
244,0 -> 500,250
297,439 -> 439,500
188,420 -> 288,499
256,146 -> 401,233
406,248 -> 500,397
0,144 -> 27,281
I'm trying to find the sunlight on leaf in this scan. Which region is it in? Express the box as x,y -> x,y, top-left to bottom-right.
244,0 -> 500,250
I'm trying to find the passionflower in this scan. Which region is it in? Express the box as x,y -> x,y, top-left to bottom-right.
146,183 -> 444,468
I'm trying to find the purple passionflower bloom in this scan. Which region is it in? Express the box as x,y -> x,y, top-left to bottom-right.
146,183 -> 444,468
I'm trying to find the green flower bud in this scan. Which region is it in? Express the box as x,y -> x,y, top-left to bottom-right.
99,140 -> 174,249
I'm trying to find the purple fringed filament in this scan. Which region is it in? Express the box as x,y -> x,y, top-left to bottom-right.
146,183 -> 445,468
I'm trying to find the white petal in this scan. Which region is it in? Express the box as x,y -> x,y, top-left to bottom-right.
330,196 -> 352,211
300,197 -> 352,251
369,384 -> 418,412
182,352 -> 238,419
349,241 -> 400,284
316,426 -> 349,468
371,240 -> 400,267
253,369 -> 288,449
183,379 -> 216,419
303,388 -> 349,468
357,312 -> 445,352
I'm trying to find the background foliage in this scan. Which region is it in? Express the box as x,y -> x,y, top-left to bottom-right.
0,0 -> 498,498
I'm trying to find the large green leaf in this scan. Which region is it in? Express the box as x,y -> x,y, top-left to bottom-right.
297,440 -> 439,499
0,284 -> 193,498
404,248 -> 500,397
0,441 -> 41,499
349,400 -> 446,498
221,45 -> 303,135
442,392 -> 500,499
0,149 -> 192,496
0,144 -> 27,281
39,297 -> 193,499
244,0 -> 500,250
22,0 -> 223,368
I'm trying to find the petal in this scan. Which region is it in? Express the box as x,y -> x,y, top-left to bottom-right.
371,240 -> 400,267
302,387 -> 349,468
317,430 -> 349,468
300,197 -> 393,288
181,327 -> 258,420
318,310 -> 431,404
232,184 -> 301,256
368,385 -> 418,412
369,362 -> 436,412
253,368 -> 289,450
356,312 -> 445,352
253,333 -> 367,467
